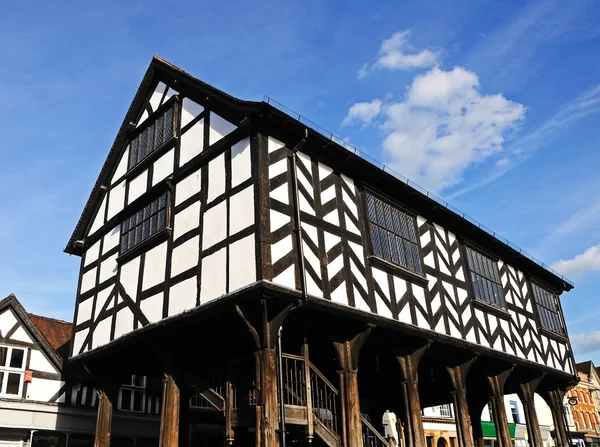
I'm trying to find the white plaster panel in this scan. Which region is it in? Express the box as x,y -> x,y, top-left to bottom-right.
137,109 -> 148,127
114,307 -> 134,339
127,170 -> 148,204
181,98 -> 204,128
84,240 -> 100,267
268,136 -> 284,152
270,183 -> 289,205
149,82 -> 167,111
229,186 -> 254,235
202,201 -> 227,249
111,147 -> 129,185
80,268 -> 97,294
99,254 -> 118,284
200,248 -> 226,304
272,235 -> 293,264
180,119 -> 204,166
92,317 -> 112,349
175,168 -> 201,206
102,226 -> 121,255
163,87 -> 179,103
270,210 -> 289,232
140,293 -> 164,323
169,277 -> 197,316
27,378 -> 64,402
95,286 -> 113,318
106,181 -> 126,220
29,350 -> 56,374
76,297 -> 93,324
152,148 -> 174,186
207,152 -> 226,203
174,201 -> 200,240
89,195 -> 107,235
231,138 -> 252,187
209,113 -> 236,146
229,235 -> 256,292
141,241 -> 168,291
120,256 -> 140,299
171,235 -> 200,277
9,326 -> 32,344
72,329 -> 88,356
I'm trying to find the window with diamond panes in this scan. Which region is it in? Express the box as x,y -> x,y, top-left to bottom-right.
121,194 -> 168,253
128,103 -> 175,170
465,247 -> 505,309
365,193 -> 422,274
532,283 -> 565,335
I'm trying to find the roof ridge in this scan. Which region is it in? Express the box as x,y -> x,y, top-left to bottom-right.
27,312 -> 72,325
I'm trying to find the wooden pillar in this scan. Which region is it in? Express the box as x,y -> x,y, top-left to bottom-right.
94,388 -> 116,447
235,300 -> 294,447
160,373 -> 180,447
486,366 -> 514,447
517,375 -> 545,447
468,397 -> 487,447
541,388 -> 569,447
332,326 -> 372,447
446,356 -> 477,447
225,377 -> 235,446
302,340 -> 314,443
396,342 -> 429,447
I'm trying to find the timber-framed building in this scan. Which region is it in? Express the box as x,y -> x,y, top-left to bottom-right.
65,56 -> 578,447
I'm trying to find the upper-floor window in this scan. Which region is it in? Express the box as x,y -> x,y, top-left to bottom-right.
465,246 -> 505,309
365,192 -> 422,274
0,345 -> 25,397
129,103 -> 176,170
531,283 -> 565,336
121,193 -> 168,253
118,375 -> 146,412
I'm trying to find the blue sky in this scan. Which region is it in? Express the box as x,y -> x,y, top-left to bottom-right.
2,0 -> 600,363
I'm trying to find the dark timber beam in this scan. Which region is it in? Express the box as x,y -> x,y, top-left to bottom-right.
516,373 -> 545,447
235,299 -> 295,447
540,388 -> 570,447
446,355 -> 478,447
395,342 -> 430,447
487,364 -> 514,447
332,326 -> 372,447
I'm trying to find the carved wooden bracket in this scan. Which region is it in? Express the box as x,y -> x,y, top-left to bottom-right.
332,325 -> 373,372
235,299 -> 295,350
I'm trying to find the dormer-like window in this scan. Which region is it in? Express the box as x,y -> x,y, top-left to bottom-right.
531,283 -> 565,336
465,246 -> 505,309
121,193 -> 168,253
128,103 -> 176,170
365,192 -> 422,274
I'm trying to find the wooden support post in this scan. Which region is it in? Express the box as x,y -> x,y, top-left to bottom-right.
332,326 -> 372,447
446,356 -> 477,447
160,373 -> 180,447
541,388 -> 569,447
302,341 -> 314,443
517,374 -> 545,447
235,300 -> 295,447
94,388 -> 116,447
396,342 -> 430,447
225,377 -> 235,446
338,370 -> 348,447
486,366 -> 514,447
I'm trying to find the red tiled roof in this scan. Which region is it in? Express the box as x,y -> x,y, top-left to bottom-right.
27,313 -> 72,352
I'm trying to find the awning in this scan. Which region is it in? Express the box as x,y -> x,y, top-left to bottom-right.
481,422 -> 517,438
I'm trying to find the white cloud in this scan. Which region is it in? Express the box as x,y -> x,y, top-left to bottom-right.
342,99 -> 382,126
571,331 -> 600,355
359,31 -> 438,78
552,243 -> 600,278
345,66 -> 525,191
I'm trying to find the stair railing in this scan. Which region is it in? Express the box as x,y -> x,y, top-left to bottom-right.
362,415 -> 393,447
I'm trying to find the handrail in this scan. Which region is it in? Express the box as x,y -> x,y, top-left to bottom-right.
309,362 -> 339,396
362,415 -> 392,447
282,353 -> 305,361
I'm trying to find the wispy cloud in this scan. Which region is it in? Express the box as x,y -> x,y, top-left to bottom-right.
358,31 -> 438,78
552,243 -> 600,279
448,83 -> 600,198
571,331 -> 600,355
344,66 -> 525,192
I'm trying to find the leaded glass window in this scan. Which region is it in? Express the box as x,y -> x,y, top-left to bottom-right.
365,192 -> 422,274
121,194 -> 168,253
532,283 -> 565,335
128,104 -> 176,170
465,247 -> 505,309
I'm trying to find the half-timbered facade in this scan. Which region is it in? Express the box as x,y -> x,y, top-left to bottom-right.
65,57 -> 578,447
